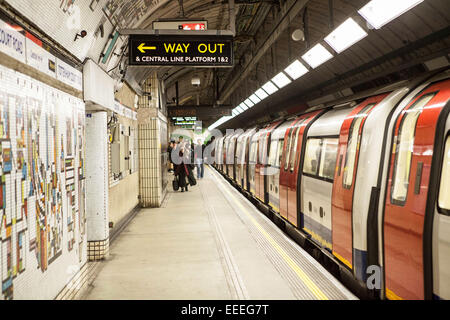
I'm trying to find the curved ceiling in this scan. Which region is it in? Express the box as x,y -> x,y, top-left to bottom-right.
113,0 -> 449,126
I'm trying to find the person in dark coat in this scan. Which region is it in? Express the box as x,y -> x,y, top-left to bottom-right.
175,146 -> 189,192
167,140 -> 175,172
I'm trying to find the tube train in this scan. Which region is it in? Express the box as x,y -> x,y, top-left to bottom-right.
212,69 -> 450,300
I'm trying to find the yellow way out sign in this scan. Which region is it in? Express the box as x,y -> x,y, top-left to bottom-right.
129,35 -> 233,67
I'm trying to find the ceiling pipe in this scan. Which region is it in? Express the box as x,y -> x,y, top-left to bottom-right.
328,0 -> 334,30
218,0 -> 310,103
178,0 -> 185,18
229,0 -> 236,36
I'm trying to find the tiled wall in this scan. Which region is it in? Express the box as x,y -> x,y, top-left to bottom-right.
108,116 -> 139,227
0,64 -> 87,299
6,0 -> 107,62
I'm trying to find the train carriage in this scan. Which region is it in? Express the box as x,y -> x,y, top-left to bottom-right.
300,106 -> 353,250
330,89 -> 407,283
248,130 -> 260,196
215,136 -> 225,172
379,72 -> 450,300
226,131 -> 244,181
267,121 -> 293,213
257,122 -> 282,204
279,110 -> 324,226
223,134 -> 233,175
236,128 -> 257,191
212,69 -> 450,300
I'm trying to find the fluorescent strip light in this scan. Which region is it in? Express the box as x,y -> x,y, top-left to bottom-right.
236,105 -> 244,113
249,94 -> 261,104
262,81 -> 279,95
284,60 -> 309,80
255,88 -> 269,100
244,99 -> 255,108
358,0 -> 424,29
301,44 -> 333,69
324,18 -> 368,53
271,72 -> 292,89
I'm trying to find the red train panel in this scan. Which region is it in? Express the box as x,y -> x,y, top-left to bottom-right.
331,93 -> 389,270
384,78 -> 450,300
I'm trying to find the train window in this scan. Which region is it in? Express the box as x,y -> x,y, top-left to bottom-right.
268,140 -> 279,167
236,138 -> 243,164
438,136 -> 450,213
227,138 -> 235,164
319,138 -> 339,181
391,93 -> 436,204
290,124 -> 303,172
284,127 -> 295,171
264,135 -> 271,165
249,141 -> 257,164
276,140 -> 285,168
343,103 -> 376,189
239,137 -> 247,165
303,138 -> 322,175
258,134 -> 266,165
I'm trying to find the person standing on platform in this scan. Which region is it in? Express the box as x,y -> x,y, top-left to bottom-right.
167,140 -> 175,172
175,145 -> 189,192
194,139 -> 204,179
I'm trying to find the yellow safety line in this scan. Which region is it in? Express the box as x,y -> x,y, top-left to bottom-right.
209,167 -> 329,300
386,288 -> 403,300
333,251 -> 352,270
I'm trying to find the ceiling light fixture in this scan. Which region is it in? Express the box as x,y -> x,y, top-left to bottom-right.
255,88 -> 269,100
262,80 -> 279,95
249,94 -> 261,104
284,60 -> 309,80
244,98 -> 255,108
239,102 -> 249,110
301,44 -> 333,69
271,72 -> 292,89
358,0 -> 424,29
325,18 -> 368,53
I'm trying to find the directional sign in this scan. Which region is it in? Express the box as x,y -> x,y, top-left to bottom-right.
168,106 -> 232,118
137,43 -> 157,53
129,34 -> 233,67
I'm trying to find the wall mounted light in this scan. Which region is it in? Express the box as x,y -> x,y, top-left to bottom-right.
74,30 -> 87,42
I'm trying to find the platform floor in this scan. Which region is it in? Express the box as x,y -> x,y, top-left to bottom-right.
83,166 -> 357,300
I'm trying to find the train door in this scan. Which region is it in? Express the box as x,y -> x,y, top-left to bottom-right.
432,110 -> 450,300
224,135 -> 231,175
289,111 -> 324,227
242,133 -> 250,190
267,122 -> 291,213
280,121 -> 298,219
244,129 -> 256,191
249,133 -> 259,195
233,132 -> 244,182
261,122 -> 282,204
331,95 -> 387,271
235,134 -> 244,187
383,78 -> 450,300
227,135 -> 237,179
255,127 -> 269,202
216,137 -> 223,170
220,137 -> 225,172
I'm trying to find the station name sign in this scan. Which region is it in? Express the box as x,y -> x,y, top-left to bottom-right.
129,34 -> 233,67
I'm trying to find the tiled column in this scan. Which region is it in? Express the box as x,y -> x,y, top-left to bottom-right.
85,111 -> 110,260
137,75 -> 168,207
